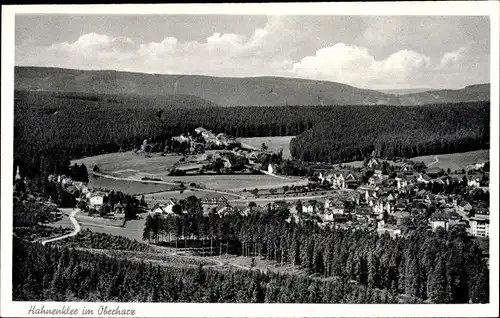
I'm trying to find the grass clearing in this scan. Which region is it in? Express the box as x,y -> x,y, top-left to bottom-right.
50,214 -> 147,242
86,174 -> 178,194
411,150 -> 489,171
238,136 -> 294,159
152,174 -> 306,191
337,150 -> 489,171
72,152 -> 182,175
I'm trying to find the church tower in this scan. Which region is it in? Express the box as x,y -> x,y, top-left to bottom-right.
15,166 -> 21,181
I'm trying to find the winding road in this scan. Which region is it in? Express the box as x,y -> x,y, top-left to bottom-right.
42,208 -> 81,246
427,155 -> 439,167
42,207 -> 251,271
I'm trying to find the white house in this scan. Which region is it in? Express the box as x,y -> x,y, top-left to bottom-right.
150,200 -> 178,215
331,173 -> 346,189
475,160 -> 487,170
373,199 -> 393,215
163,199 -> 177,214
172,134 -> 190,144
430,214 -> 449,231
367,158 -> 380,169
417,173 -> 432,184
318,172 -> 326,182
395,175 -> 409,190
467,176 -> 481,188
469,214 -> 489,238
324,198 -> 346,214
89,192 -> 106,210
302,204 -> 315,214
268,163 -> 278,174
150,203 -> 165,214
223,158 -> 232,169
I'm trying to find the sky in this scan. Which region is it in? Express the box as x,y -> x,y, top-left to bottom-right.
15,14 -> 490,90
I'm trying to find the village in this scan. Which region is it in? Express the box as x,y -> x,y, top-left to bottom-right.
147,154 -> 490,239
35,125 -> 490,242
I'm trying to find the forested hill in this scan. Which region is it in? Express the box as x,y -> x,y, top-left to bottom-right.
397,84 -> 490,105
15,66 -> 489,106
14,90 -> 219,110
290,102 -> 490,163
14,88 -> 489,180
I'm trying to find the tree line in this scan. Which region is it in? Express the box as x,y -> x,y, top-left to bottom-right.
14,90 -> 489,181
290,103 -> 489,162
13,235 -> 419,303
142,196 -> 488,303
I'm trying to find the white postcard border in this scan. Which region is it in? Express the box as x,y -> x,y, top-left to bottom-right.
2,2 -> 499,317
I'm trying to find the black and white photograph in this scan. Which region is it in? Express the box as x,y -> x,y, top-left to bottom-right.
1,2 -> 499,317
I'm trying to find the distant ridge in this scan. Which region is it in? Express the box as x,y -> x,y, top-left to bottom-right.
15,66 -> 490,106
379,88 -> 433,95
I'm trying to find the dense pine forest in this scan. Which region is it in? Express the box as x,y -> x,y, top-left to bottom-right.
14,90 -> 489,180
12,191 -> 488,303
12,207 -> 488,303
13,236 -> 420,303
290,103 -> 489,162
141,199 -> 489,304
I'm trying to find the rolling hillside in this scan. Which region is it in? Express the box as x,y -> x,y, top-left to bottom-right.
15,66 -> 489,106
13,90 -> 219,110
397,84 -> 490,105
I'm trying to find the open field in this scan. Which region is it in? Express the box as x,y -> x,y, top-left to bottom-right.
152,174 -> 306,191
75,214 -> 124,227
50,214 -> 147,242
86,174 -> 178,194
72,152 -> 182,175
238,136 -> 295,159
95,168 -> 306,192
74,151 -> 307,192
411,150 -> 489,171
337,150 -> 489,171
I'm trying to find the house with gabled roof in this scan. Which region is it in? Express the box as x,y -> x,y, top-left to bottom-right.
217,204 -> 239,216
400,163 -> 415,174
417,173 -> 432,184
330,173 -> 346,189
358,185 -> 380,203
202,196 -> 227,206
88,191 -> 107,210
324,198 -> 347,214
373,197 -> 394,215
395,174 -> 409,190
302,202 -> 316,214
430,213 -> 450,231
344,172 -> 360,189
425,167 -> 445,178
467,175 -> 482,188
150,203 -> 165,214
457,201 -> 473,213
394,211 -> 411,225
114,202 -> 126,214
367,158 -> 380,169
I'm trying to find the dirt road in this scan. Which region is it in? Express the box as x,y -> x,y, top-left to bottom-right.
42,208 -> 80,245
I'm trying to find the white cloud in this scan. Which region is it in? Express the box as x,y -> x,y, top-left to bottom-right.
292,43 -> 434,87
439,46 -> 468,68
15,16 -> 487,89
37,19 -> 297,77
290,43 -> 478,88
